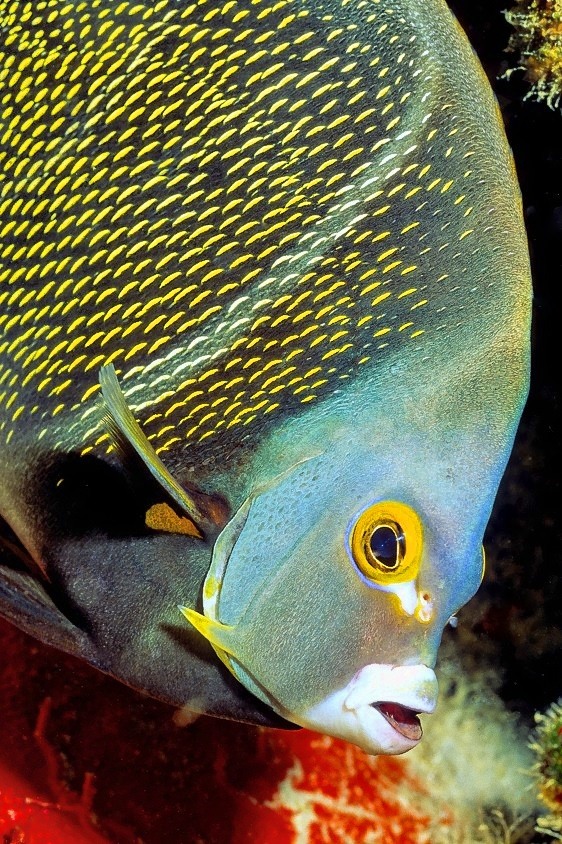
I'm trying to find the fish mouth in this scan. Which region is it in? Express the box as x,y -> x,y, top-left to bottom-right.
371,701 -> 423,742
292,663 -> 438,756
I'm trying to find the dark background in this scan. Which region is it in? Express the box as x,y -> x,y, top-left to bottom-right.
444,0 -> 562,722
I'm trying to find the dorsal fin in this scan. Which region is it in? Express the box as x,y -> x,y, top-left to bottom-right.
98,364 -> 216,537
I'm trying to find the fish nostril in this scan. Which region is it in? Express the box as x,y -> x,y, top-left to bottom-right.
415,591 -> 434,624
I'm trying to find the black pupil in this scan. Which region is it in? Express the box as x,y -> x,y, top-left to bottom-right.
369,525 -> 404,569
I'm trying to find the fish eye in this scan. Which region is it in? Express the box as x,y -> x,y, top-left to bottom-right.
350,500 -> 423,585
368,523 -> 405,570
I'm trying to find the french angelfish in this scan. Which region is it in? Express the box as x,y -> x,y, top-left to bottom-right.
0,0 -> 531,754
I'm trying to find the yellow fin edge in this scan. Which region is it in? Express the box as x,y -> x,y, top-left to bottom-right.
179,606 -> 237,669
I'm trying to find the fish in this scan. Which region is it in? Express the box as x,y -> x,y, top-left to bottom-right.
0,0 -> 531,755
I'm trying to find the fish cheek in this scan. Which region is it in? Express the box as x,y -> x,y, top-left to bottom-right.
229,538 -> 430,716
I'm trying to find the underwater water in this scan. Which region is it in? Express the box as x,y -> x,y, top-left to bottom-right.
0,0 -> 561,842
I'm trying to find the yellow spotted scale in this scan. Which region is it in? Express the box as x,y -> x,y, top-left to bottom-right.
0,0 -> 531,753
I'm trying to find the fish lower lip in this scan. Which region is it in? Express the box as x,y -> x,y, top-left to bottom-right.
372,701 -> 423,742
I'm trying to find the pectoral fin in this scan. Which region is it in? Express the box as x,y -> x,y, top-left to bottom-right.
99,365 -> 226,536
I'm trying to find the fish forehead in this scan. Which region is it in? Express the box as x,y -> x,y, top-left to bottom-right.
0,0 -> 529,460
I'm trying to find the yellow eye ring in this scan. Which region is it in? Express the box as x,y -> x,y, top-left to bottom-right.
350,500 -> 423,585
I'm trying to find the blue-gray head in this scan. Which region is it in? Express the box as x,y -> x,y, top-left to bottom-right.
181,328 -> 529,754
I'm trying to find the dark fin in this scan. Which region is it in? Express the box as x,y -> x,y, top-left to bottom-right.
98,364 -> 223,536
0,531 -> 50,580
0,563 -> 98,664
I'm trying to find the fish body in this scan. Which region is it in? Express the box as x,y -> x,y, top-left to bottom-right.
0,0 -> 531,752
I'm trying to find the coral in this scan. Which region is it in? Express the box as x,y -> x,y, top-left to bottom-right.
505,1 -> 562,108
0,618 -> 543,844
530,698 -> 562,838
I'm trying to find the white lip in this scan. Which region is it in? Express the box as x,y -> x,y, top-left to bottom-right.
344,663 -> 438,713
292,663 -> 438,756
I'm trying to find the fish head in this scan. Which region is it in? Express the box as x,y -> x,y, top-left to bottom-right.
183,340 -> 526,755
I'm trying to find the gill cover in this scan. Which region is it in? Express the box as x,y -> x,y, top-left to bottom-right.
184,491 -> 433,693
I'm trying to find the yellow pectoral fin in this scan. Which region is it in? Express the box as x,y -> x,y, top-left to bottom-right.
179,606 -> 237,669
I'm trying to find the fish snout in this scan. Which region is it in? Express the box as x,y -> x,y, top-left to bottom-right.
292,663 -> 438,756
344,663 -> 438,712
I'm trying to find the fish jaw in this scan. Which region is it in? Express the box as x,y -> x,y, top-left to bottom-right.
291,664 -> 438,756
